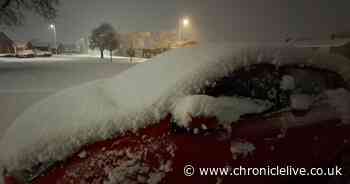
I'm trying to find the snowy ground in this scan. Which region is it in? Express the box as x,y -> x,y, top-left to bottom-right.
0,54 -> 148,63
0,55 -> 140,138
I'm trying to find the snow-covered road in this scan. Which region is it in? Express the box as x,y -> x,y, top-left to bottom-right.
0,56 -> 138,138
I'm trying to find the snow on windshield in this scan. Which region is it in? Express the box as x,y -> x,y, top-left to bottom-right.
1,43 -> 350,173
172,95 -> 272,127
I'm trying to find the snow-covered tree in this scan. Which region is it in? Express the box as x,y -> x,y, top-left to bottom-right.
89,23 -> 119,59
0,0 -> 59,26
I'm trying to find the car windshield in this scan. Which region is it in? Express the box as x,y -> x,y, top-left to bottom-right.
203,63 -> 347,112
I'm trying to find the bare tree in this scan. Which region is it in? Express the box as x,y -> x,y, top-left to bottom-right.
89,23 -> 119,60
0,0 -> 60,26
106,31 -> 119,62
126,40 -> 136,63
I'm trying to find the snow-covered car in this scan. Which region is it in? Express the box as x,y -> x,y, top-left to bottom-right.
33,49 -> 52,57
1,44 -> 350,184
15,50 -> 35,58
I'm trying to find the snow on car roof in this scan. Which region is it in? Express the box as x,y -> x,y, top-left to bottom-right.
293,38 -> 350,48
1,43 -> 350,173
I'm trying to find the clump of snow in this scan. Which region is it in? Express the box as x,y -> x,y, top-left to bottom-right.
172,95 -> 272,127
193,128 -> 199,134
102,137 -> 175,184
280,75 -> 295,90
230,141 -> 256,160
201,124 -> 208,130
104,158 -> 170,184
1,43 -> 350,174
290,94 -> 314,110
64,135 -> 176,184
324,88 -> 350,123
78,150 -> 87,159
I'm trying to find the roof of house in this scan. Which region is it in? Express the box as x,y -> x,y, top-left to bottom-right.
0,32 -> 13,44
13,41 -> 32,48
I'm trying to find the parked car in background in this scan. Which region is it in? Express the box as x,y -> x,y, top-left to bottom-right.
33,49 -> 52,57
15,49 -> 35,58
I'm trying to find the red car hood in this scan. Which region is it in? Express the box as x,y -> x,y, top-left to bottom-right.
4,105 -> 350,184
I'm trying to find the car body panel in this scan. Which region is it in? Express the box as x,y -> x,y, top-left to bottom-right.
4,113 -> 346,184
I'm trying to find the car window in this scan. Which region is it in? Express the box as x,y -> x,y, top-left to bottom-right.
203,63 -> 346,112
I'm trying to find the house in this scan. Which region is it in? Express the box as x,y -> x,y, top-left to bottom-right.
13,41 -> 33,52
171,40 -> 198,48
0,32 -> 15,54
116,31 -> 178,58
12,41 -> 35,58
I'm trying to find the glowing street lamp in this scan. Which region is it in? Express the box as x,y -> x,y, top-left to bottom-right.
183,18 -> 189,27
179,17 -> 190,41
49,24 -> 57,54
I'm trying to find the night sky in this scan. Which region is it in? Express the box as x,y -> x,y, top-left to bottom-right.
3,0 -> 350,43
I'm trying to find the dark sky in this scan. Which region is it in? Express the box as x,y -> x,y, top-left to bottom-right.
3,0 -> 350,43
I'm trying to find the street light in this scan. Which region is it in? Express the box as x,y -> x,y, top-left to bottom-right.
183,18 -> 189,27
178,17 -> 190,42
49,24 -> 57,54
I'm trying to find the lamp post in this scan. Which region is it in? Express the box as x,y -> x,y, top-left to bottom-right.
49,24 -> 57,54
178,17 -> 190,42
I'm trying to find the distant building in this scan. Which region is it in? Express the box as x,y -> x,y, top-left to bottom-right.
13,41 -> 33,53
171,40 -> 198,48
0,32 -> 15,54
119,31 -> 177,49
57,43 -> 80,54
116,31 -> 181,58
85,31 -> 197,58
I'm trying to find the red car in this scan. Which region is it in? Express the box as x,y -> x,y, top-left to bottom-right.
2,46 -> 350,184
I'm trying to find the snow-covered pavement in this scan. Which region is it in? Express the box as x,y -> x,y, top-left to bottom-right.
0,55 -> 139,138
0,54 -> 148,63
